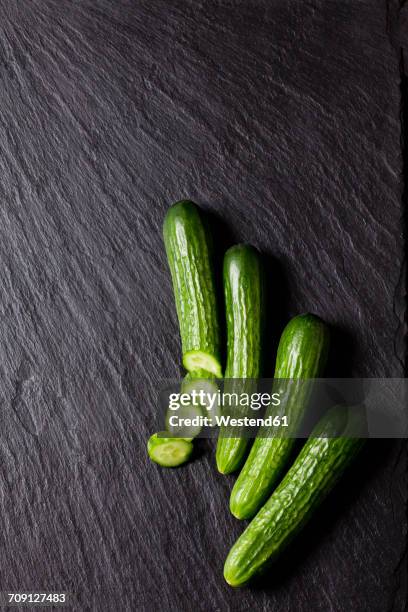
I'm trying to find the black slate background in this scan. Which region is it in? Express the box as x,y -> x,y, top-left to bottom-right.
0,1 -> 406,611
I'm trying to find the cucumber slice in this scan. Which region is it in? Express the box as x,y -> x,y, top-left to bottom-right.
183,350 -> 222,378
147,433 -> 193,467
165,402 -> 204,439
182,369 -> 219,407
182,370 -> 221,425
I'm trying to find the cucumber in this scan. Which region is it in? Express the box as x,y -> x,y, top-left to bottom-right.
182,370 -> 221,426
230,313 -> 329,519
182,369 -> 219,409
224,407 -> 364,586
147,432 -> 193,467
163,201 -> 222,377
166,370 -> 219,439
165,402 -> 203,440
216,245 -> 263,474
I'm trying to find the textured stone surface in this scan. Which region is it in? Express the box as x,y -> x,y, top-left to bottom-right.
0,1 -> 406,610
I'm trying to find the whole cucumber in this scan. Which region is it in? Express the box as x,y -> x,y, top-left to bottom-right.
163,201 -> 222,377
224,407 -> 364,586
216,245 -> 263,474
230,313 -> 329,519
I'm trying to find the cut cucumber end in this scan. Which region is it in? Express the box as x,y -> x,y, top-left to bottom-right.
183,350 -> 222,378
147,433 -> 193,467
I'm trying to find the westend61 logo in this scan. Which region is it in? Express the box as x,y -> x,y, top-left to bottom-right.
168,389 -> 282,412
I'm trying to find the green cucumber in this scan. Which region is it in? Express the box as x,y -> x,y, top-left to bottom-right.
166,370 -> 219,439
230,313 -> 329,519
182,369 -> 219,409
182,370 -> 221,425
224,407 -> 364,586
165,402 -> 203,440
163,201 -> 222,377
147,432 -> 193,467
216,245 -> 263,474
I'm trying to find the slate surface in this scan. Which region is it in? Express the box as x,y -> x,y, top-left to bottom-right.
0,1 -> 406,611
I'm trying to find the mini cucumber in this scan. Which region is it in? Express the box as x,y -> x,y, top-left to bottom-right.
224,407 -> 364,586
163,201 -> 222,377
230,313 -> 329,519
147,432 -> 193,467
216,245 -> 263,474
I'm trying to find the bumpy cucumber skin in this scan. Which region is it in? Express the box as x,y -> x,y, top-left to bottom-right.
222,245 -> 263,379
224,411 -> 364,586
230,313 -> 330,519
163,201 -> 222,377
216,245 -> 263,474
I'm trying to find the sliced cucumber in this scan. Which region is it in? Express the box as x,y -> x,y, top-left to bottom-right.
183,350 -> 222,378
163,200 -> 222,378
147,433 -> 193,467
182,370 -> 221,424
165,402 -> 204,440
181,369 -> 219,408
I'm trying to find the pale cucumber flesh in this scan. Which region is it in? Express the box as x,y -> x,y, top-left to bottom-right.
183,350 -> 222,378
147,433 -> 193,467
